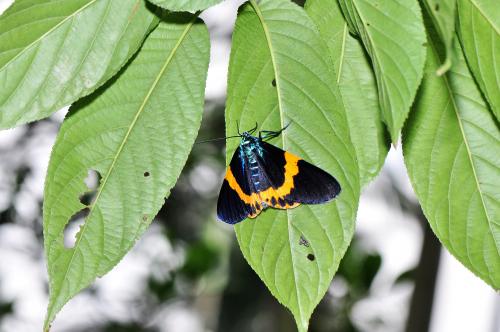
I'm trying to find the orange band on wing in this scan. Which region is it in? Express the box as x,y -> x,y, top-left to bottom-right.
224,151 -> 301,208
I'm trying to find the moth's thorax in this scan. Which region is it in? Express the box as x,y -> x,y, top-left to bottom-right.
239,133 -> 265,193
239,133 -> 262,159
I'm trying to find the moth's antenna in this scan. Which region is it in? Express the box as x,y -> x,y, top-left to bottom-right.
248,122 -> 258,135
194,135 -> 241,145
259,122 -> 291,140
196,120 -> 261,144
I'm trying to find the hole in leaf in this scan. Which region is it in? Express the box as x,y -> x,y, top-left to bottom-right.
307,254 -> 315,261
271,79 -> 276,87
84,169 -> 100,191
64,207 -> 90,249
80,169 -> 99,205
79,191 -> 96,206
366,22 -> 371,27
144,171 -> 150,177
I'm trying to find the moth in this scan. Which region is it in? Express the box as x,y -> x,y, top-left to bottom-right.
217,124 -> 341,224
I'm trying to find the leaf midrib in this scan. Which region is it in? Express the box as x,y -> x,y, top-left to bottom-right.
248,0 -> 305,326
44,16 -> 198,328
431,39 -> 500,258
468,0 -> 500,35
0,0 -> 98,72
337,23 -> 348,83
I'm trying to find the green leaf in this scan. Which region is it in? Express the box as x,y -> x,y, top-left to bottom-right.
337,0 -> 427,142
305,0 -> 388,186
43,14 -> 209,329
457,0 -> 500,120
403,19 -> 500,288
0,0 -> 157,129
147,0 -> 222,12
421,0 -> 457,75
225,1 -> 360,330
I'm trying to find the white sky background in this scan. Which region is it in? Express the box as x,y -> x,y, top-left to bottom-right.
0,0 -> 499,331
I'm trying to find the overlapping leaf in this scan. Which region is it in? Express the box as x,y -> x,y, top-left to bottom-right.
0,0 -> 157,129
337,0 -> 427,142
305,0 -> 388,186
422,0 -> 457,75
403,19 -> 500,288
457,0 -> 500,120
43,14 -> 209,329
147,0 -> 222,12
225,1 -> 360,330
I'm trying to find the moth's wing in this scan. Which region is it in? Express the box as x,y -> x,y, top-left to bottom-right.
256,141 -> 341,207
287,157 -> 341,204
217,146 -> 263,224
217,180 -> 253,224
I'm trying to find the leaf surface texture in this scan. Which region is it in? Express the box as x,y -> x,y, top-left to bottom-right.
403,21 -> 500,288
43,14 -> 210,328
338,0 -> 427,141
0,0 -> 157,128
148,0 -> 222,12
457,0 -> 500,120
306,0 -> 388,186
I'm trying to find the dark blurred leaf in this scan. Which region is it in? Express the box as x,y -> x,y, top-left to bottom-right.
148,276 -> 176,302
181,240 -> 220,280
0,300 -> 13,320
101,322 -> 157,332
337,240 -> 382,294
396,269 -> 416,284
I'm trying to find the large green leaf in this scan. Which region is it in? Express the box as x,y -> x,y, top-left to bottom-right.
147,0 -> 222,12
422,0 -> 457,75
43,14 -> 209,330
457,0 -> 500,120
305,0 -> 388,187
225,1 -> 360,330
338,0 -> 427,142
403,20 -> 500,288
0,0 -> 157,129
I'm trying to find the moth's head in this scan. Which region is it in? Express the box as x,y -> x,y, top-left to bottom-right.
241,131 -> 252,139
240,132 -> 259,150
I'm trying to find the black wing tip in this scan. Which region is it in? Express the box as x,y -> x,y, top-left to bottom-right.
323,175 -> 341,202
286,159 -> 343,205
216,179 -> 250,225
217,211 -> 246,225
331,178 -> 341,197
